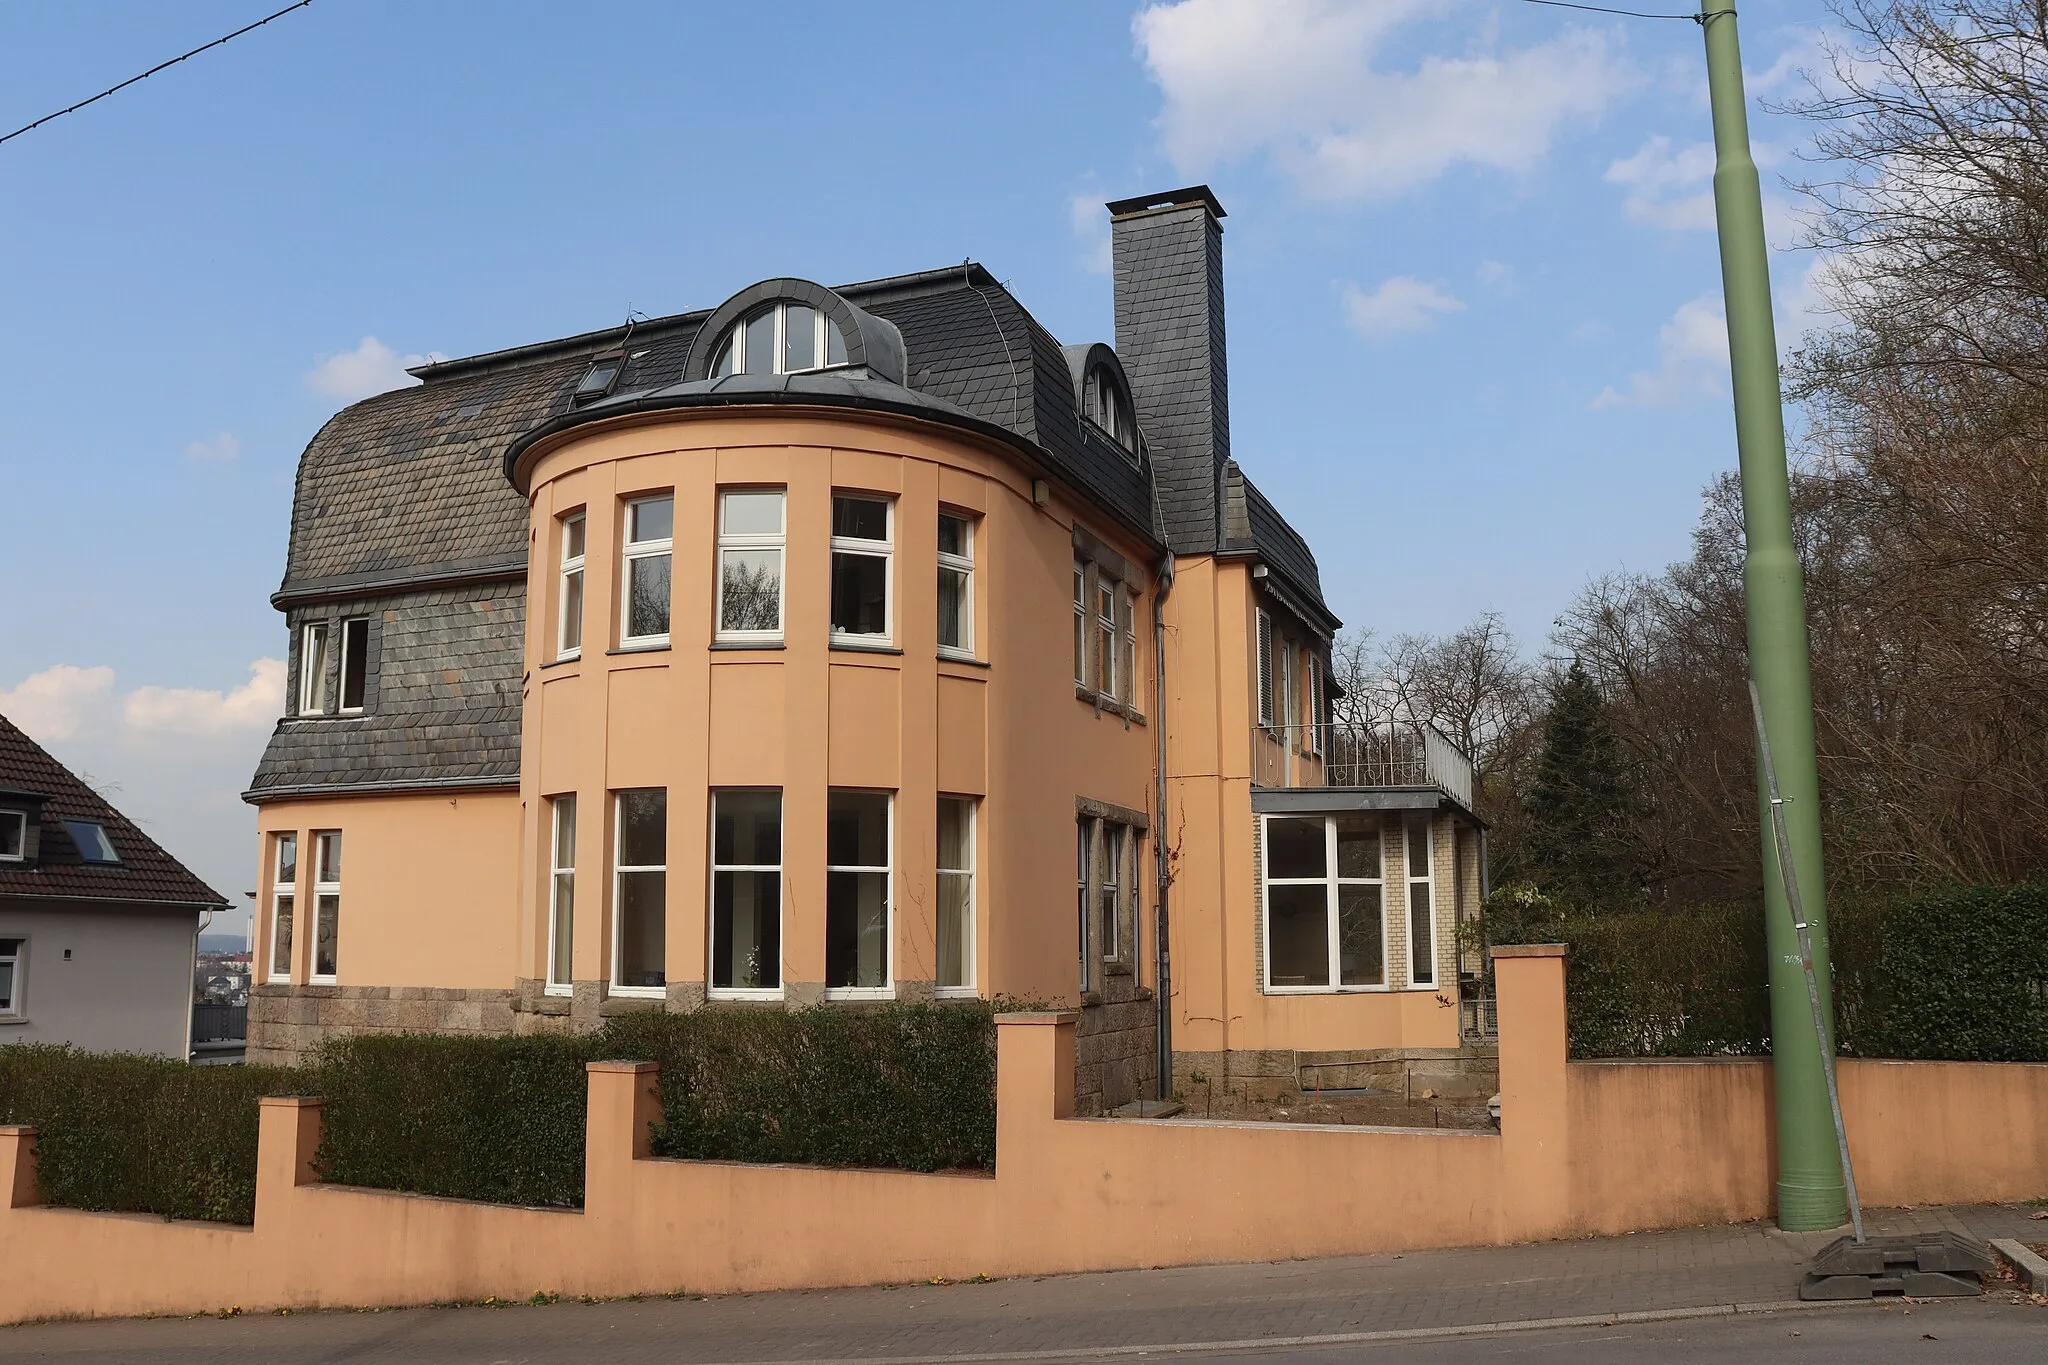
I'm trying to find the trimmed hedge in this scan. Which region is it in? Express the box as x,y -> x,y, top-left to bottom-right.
1485,881 -> 2048,1061
0,1000 -> 1002,1223
0,1047 -> 298,1223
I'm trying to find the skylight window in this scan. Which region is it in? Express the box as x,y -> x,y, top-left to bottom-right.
64,821 -> 118,864
709,302 -> 849,378
573,352 -> 624,404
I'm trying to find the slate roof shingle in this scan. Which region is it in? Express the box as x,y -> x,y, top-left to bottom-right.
0,712 -> 227,908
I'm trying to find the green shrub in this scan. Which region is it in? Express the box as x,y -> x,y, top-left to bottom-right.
0,1046 -> 297,1223
314,1032 -> 595,1207
1485,880 -> 2048,1061
605,1002 -> 998,1172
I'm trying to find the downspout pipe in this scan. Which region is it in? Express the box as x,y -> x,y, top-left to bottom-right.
1152,551 -> 1176,1101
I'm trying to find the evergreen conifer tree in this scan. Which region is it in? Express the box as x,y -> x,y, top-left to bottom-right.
1524,660 -> 1641,909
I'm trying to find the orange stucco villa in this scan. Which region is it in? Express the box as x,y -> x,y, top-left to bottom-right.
247,187 -> 1487,1110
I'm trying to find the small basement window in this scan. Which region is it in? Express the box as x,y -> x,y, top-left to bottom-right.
0,809 -> 23,861
64,821 -> 118,864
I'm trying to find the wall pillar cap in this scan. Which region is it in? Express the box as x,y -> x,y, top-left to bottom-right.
995,1010 -> 1082,1026
0,1124 -> 37,1136
1490,943 -> 1569,960
587,1059 -> 659,1074
258,1095 -> 326,1109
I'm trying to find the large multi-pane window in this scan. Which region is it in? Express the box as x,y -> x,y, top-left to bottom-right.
708,301 -> 849,377
1406,817 -> 1437,987
825,791 -> 891,995
936,796 -> 975,995
299,622 -> 332,714
1076,812 -> 1140,993
613,789 -> 666,991
268,832 -> 296,983
717,490 -> 785,641
711,790 -> 782,994
547,795 -> 576,993
558,511 -> 586,660
621,496 -> 674,646
1261,814 -> 1386,991
312,831 -> 342,982
829,495 -> 891,642
937,512 -> 974,657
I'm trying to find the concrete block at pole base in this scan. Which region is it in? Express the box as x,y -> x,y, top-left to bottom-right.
1798,1232 -> 1994,1299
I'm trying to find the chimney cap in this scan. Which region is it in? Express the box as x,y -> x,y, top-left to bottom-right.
1105,185 -> 1226,222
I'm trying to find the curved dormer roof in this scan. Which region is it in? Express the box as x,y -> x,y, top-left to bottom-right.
682,278 -> 908,385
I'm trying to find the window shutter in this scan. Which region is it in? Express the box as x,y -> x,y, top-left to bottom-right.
1257,610 -> 1274,727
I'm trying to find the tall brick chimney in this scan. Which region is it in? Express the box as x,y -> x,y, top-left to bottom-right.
1107,186 -> 1230,554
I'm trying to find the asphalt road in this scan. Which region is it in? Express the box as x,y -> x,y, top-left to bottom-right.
0,1298 -> 2039,1364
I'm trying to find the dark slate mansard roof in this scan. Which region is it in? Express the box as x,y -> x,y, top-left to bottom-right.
250,263 -> 1332,800
0,712 -> 228,909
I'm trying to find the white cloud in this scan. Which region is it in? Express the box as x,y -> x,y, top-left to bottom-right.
1068,191 -> 1113,274
1604,135 -> 1718,230
1134,0 -> 1635,201
1477,259 -> 1514,289
124,659 -> 284,738
1,660 -> 286,929
1342,275 -> 1465,339
182,430 -> 241,464
0,664 -> 114,742
304,337 -> 445,404
1590,293 -> 1728,409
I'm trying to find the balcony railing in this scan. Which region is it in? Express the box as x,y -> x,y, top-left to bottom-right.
1261,720 -> 1474,807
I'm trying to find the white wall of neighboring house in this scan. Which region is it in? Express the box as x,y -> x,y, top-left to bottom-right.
0,903 -> 198,1057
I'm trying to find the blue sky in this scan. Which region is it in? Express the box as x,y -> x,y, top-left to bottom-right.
0,0 -> 1836,934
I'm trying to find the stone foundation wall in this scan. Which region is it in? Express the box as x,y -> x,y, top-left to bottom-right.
1173,1046 -> 1499,1105
247,984 -> 518,1067
1074,976 -> 1158,1116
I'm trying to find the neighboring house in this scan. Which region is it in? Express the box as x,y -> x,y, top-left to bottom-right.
0,712 -> 229,1058
246,186 -> 1486,1109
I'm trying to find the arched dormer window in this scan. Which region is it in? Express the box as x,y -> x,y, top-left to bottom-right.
1084,365 -> 1136,455
709,301 -> 850,378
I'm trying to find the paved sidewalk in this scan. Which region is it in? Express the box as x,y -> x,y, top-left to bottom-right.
2,1204 -> 2043,1363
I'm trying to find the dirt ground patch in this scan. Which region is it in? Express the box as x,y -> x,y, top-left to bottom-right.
1172,1085 -> 1495,1130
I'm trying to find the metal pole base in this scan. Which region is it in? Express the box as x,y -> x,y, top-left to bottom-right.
1776,1175 -> 1849,1233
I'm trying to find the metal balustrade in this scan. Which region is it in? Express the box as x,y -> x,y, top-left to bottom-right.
1259,721 -> 1474,807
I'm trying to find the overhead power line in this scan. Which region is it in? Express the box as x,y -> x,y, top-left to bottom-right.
1518,0 -> 1702,19
0,1 -> 314,148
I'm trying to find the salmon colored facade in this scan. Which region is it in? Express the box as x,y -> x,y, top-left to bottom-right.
246,188 -> 1489,1105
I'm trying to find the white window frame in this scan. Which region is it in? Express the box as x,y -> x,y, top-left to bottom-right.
0,809 -> 24,863
935,796 -> 977,998
1076,818 -> 1093,994
0,936 -> 23,1020
824,790 -> 894,1001
620,495 -> 674,649
558,510 -> 586,661
937,511 -> 975,661
1405,816 -> 1438,989
299,621 -> 332,715
546,794 -> 576,995
829,493 -> 894,646
611,789 -> 668,997
267,832 -> 297,983
1118,588 -> 1138,708
1072,564 -> 1088,686
708,789 -> 784,1000
1256,609 -> 1274,729
1095,579 -> 1117,699
310,830 -> 341,985
711,301 -> 849,377
1260,814 -> 1390,995
715,489 -> 787,644
1305,661 -> 1323,756
338,617 -> 370,714
1099,823 -> 1123,964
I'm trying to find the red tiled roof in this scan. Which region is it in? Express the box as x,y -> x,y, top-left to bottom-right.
0,711 -> 227,909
